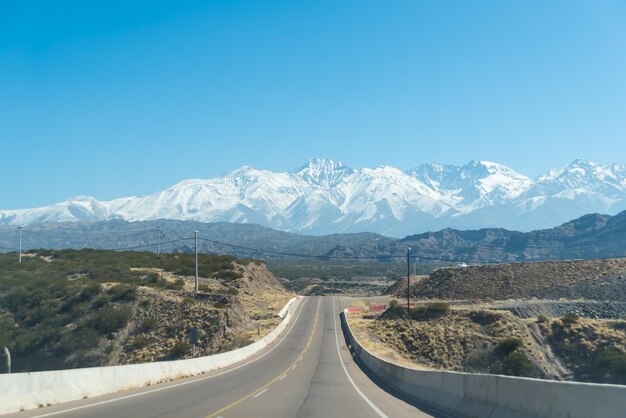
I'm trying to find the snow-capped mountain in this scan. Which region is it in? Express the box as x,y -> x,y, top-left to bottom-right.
2,158 -> 626,237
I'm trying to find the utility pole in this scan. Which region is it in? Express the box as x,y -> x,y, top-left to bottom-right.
156,226 -> 160,256
2,346 -> 10,373
18,227 -> 22,264
194,231 -> 199,296
407,247 -> 411,318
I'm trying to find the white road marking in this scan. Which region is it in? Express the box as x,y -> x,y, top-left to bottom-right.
332,297 -> 389,418
252,388 -> 269,398
279,375 -> 287,381
28,298 -> 309,418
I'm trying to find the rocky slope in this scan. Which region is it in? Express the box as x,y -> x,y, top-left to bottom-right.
385,258 -> 626,301
0,250 -> 292,372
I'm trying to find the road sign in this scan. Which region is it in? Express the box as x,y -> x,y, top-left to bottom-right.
187,327 -> 199,345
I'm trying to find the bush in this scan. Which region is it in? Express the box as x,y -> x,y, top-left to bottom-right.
132,335 -> 150,349
427,302 -> 450,313
88,306 -> 132,334
168,341 -> 191,359
389,299 -> 399,308
92,295 -> 110,309
536,315 -> 549,324
166,278 -> 185,290
412,302 -> 450,320
79,282 -> 101,302
107,284 -> 136,301
469,310 -> 499,325
141,317 -> 157,332
562,312 -> 579,326
496,337 -> 523,357
226,287 -> 239,295
502,350 -> 535,377
589,347 -> 626,384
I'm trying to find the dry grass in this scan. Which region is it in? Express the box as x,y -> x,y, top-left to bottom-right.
348,305 -> 543,376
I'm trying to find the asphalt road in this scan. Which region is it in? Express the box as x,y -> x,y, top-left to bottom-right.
11,296 -> 437,418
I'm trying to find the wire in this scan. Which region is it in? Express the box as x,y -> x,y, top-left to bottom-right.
197,237 -> 406,260
109,237 -> 191,251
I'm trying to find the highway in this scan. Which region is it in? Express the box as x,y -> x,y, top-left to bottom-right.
10,297 -> 439,418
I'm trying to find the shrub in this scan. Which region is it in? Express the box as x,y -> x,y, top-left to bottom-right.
217,270 -> 243,281
589,347 -> 626,384
412,302 -> 450,320
226,287 -> 239,295
107,284 -> 136,301
469,310 -> 499,325
132,335 -> 150,349
214,302 -> 227,309
79,282 -> 101,302
562,312 -> 579,326
169,341 -> 191,359
198,284 -> 211,292
141,317 -> 157,332
91,295 -> 110,309
536,315 -> 549,324
502,350 -> 535,377
427,302 -> 450,314
88,306 -> 132,334
166,278 -> 185,290
389,299 -> 399,308
496,337 -> 523,357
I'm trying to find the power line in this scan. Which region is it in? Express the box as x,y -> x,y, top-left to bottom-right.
197,237 -> 406,260
109,237 -> 191,252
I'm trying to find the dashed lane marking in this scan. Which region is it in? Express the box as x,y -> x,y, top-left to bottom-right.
252,388 -> 269,398
205,298 -> 322,418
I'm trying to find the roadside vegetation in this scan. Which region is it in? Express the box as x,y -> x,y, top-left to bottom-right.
0,249 -> 270,373
539,314 -> 626,384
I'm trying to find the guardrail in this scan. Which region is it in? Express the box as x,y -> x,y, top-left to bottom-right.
0,296 -> 302,415
340,308 -> 626,418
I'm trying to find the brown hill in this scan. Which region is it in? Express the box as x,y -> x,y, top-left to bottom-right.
386,258 -> 626,301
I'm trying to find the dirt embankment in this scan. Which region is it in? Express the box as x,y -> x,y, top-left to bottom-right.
348,305 -> 566,379
118,262 -> 293,364
387,258 -> 626,301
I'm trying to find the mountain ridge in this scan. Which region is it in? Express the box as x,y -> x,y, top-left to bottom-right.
1,210 -> 625,264
2,158 -> 626,237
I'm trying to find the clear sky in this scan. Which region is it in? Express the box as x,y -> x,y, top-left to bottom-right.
1,0 -> 625,209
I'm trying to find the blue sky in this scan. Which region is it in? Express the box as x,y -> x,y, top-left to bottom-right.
1,0 -> 625,209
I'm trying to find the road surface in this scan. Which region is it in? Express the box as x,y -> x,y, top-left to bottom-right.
10,296 -> 440,418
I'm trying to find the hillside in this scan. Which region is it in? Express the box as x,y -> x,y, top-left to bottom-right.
386,258 -> 626,301
349,302 -> 626,384
0,250 -> 292,372
0,219 -> 391,260
328,210 -> 626,262
2,211 -> 626,267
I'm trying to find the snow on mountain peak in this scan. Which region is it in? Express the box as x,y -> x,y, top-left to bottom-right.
294,158 -> 353,187
2,158 -> 626,237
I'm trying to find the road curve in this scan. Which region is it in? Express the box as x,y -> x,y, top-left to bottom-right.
9,297 -> 435,418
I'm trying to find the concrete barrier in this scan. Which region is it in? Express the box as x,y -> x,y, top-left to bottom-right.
0,296 -> 303,415
340,308 -> 626,418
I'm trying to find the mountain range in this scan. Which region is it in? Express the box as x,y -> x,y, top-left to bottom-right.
326,210 -> 626,263
1,211 -> 625,264
2,158 -> 626,237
